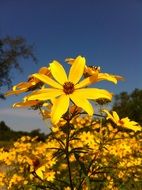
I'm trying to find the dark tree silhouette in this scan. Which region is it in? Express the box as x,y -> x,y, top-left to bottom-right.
113,88 -> 142,125
0,121 -> 47,144
0,36 -> 36,98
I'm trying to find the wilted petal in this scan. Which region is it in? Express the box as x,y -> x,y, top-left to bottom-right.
32,73 -> 62,89
70,93 -> 94,115
68,56 -> 85,84
38,67 -> 51,75
13,100 -> 40,107
12,82 -> 32,90
51,95 -> 69,124
5,88 -> 28,96
50,60 -> 67,84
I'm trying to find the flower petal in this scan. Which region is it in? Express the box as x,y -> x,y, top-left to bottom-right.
65,57 -> 75,65
51,95 -> 69,124
32,73 -> 63,89
103,110 -> 117,123
68,56 -> 85,84
38,67 -> 51,75
26,89 -> 63,101
121,118 -> 141,132
12,82 -> 32,90
73,88 -> 112,101
112,111 -> 120,122
5,88 -> 28,96
50,60 -> 67,84
13,100 -> 40,107
97,73 -> 117,84
75,75 -> 98,89
35,166 -> 45,180
70,93 -> 93,115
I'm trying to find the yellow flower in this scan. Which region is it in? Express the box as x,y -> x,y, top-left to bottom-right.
0,172 -> 5,187
26,55 -> 112,124
45,170 -> 55,182
65,57 -> 124,84
103,110 -> 141,132
80,131 -> 94,146
35,165 -> 46,180
5,67 -> 51,96
8,174 -> 24,189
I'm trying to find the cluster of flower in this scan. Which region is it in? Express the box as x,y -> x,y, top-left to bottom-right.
0,117 -> 141,189
1,55 -> 141,189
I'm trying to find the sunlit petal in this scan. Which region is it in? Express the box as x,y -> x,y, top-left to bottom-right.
35,166 -> 45,180
121,118 -> 141,132
26,89 -> 63,101
74,88 -> 112,100
32,73 -> 62,89
97,73 -> 117,84
51,95 -> 69,124
70,93 -> 93,115
68,56 -> 85,84
103,109 -> 117,123
112,111 -> 120,121
75,75 -> 98,89
50,60 -> 67,84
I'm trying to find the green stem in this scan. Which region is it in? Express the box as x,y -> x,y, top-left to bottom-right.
65,121 -> 74,190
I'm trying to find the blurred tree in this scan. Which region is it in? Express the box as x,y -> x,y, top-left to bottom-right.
30,129 -> 47,141
113,88 -> 142,125
0,36 -> 36,98
0,121 -> 11,131
0,121 -> 47,145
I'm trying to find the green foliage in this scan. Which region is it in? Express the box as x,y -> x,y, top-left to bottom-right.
113,88 -> 142,125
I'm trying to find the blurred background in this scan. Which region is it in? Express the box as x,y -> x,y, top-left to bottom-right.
0,0 -> 142,134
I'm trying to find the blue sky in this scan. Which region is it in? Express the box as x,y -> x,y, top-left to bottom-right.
0,0 -> 142,133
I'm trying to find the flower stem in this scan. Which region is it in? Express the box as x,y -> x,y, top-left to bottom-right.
65,121 -> 74,190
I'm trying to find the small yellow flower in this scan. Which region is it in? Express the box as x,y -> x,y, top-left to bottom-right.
8,174 -> 24,189
103,109 -> 141,132
35,165 -> 46,180
0,172 -> 5,187
45,170 -> 55,182
80,131 -> 94,146
25,55 -> 112,124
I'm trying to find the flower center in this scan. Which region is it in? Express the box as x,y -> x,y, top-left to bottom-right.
63,82 -> 75,94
